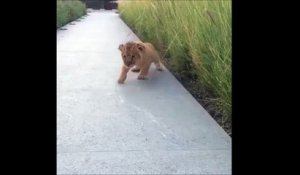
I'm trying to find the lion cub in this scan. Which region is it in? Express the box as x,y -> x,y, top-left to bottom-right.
117,41 -> 163,84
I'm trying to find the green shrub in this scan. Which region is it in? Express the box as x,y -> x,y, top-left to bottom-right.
57,0 -> 86,28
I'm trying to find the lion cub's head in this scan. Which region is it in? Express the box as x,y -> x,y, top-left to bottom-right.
118,41 -> 145,67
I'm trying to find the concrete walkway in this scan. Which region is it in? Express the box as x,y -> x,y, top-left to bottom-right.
57,10 -> 231,175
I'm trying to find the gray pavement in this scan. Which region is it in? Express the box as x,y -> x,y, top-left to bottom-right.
57,10 -> 231,174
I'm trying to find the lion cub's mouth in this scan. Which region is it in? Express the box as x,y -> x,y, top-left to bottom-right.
124,64 -> 135,68
127,60 -> 135,66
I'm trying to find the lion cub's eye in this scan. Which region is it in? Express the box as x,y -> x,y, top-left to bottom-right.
123,55 -> 126,58
132,55 -> 135,58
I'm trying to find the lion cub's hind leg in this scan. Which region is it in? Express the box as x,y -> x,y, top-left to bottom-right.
152,49 -> 163,71
153,57 -> 163,71
154,61 -> 163,71
137,63 -> 151,80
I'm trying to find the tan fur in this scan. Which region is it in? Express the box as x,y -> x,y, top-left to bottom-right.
117,41 -> 163,84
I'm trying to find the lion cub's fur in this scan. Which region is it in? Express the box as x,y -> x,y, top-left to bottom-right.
118,41 -> 163,84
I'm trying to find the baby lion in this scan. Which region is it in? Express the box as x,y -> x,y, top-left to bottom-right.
117,41 -> 163,84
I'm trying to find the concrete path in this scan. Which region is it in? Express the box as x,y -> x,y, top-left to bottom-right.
57,10 -> 231,175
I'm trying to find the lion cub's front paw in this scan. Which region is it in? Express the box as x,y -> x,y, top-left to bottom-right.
131,68 -> 141,72
137,75 -> 148,80
118,79 -> 125,84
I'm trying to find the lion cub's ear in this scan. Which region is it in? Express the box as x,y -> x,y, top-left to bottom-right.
118,44 -> 124,51
136,43 -> 146,52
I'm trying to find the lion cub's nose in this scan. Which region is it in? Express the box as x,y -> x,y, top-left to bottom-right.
125,61 -> 132,67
